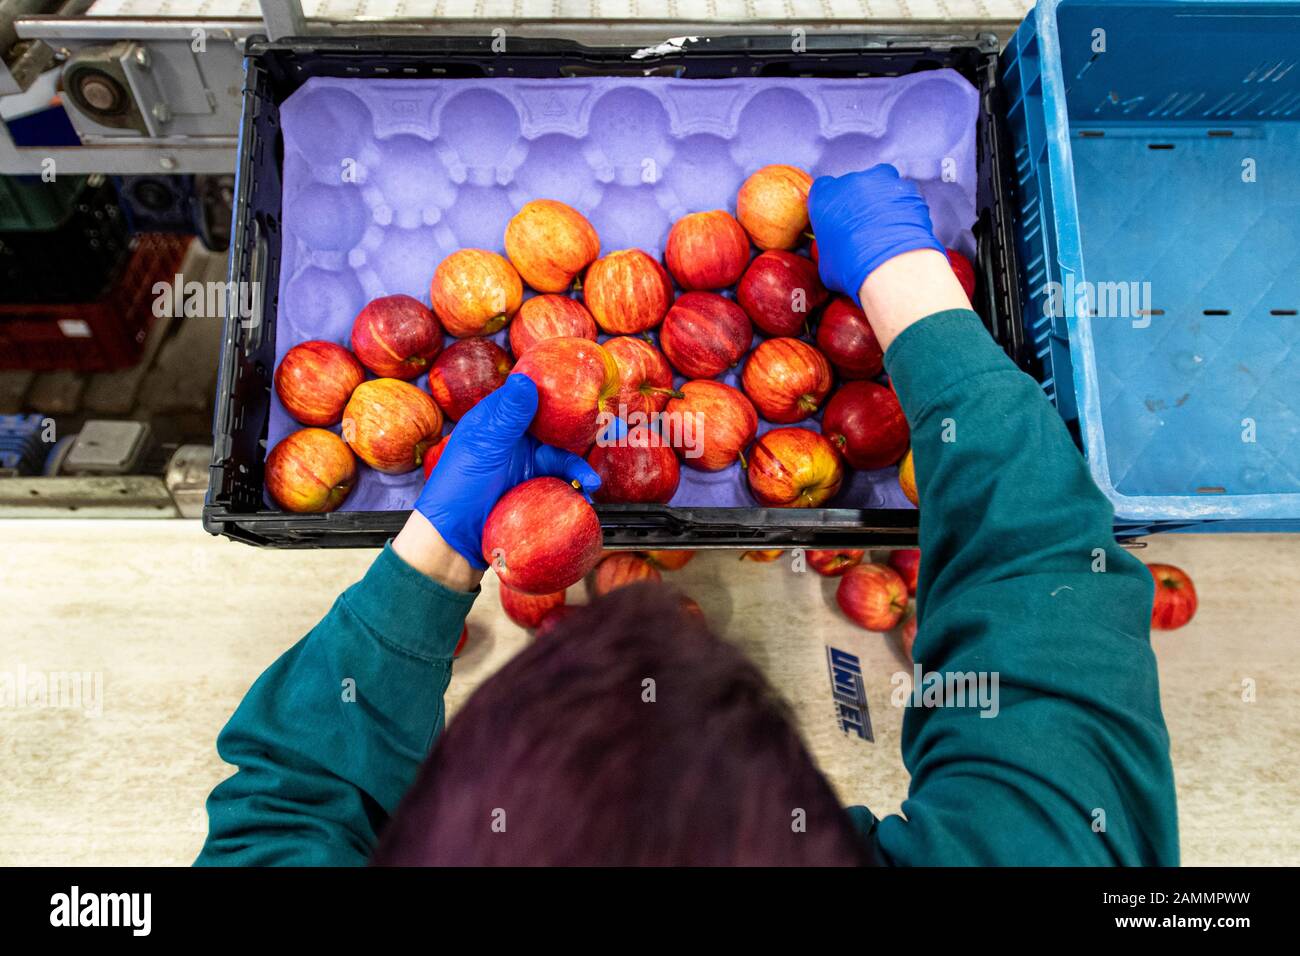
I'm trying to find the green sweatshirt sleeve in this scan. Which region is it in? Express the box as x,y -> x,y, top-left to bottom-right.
194,544 -> 476,866
855,309 -> 1178,866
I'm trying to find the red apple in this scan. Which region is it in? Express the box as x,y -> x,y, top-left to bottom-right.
587,425 -> 680,504
737,250 -> 828,337
679,595 -> 705,620
1148,563 -> 1198,630
741,337 -> 833,424
816,297 -> 884,380
265,428 -> 357,513
664,380 -> 758,471
430,248 -> 523,337
807,549 -> 864,577
747,427 -> 843,508
274,340 -> 366,426
590,552 -> 662,598
736,164 -> 813,250
509,295 -> 597,357
645,549 -> 695,571
837,563 -> 909,631
505,199 -> 600,292
743,549 -> 784,563
482,476 -> 604,595
512,338 -> 621,455
665,210 -> 751,290
582,249 -> 674,334
900,612 -> 918,661
898,449 -> 918,506
341,378 -> 444,474
499,581 -> 566,630
887,548 -> 921,596
421,432 -> 452,480
536,604 -> 579,639
822,381 -> 910,470
659,292 -> 753,380
349,295 -> 443,380
454,624 -> 469,658
603,336 -> 682,420
427,338 -> 512,421
947,248 -> 976,300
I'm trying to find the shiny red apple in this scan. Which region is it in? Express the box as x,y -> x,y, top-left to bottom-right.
274,340 -> 366,426
430,248 -> 523,337
341,378 -> 444,474
499,581 -> 567,630
837,563 -> 909,631
664,380 -> 758,471
736,164 -> 813,250
1148,563 -> 1198,630
900,612 -> 918,661
659,292 -> 753,380
887,548 -> 921,596
816,297 -> 883,380
421,431 -> 452,480
512,339 -> 620,455
665,210 -> 750,290
645,549 -> 695,571
603,336 -> 682,420
582,249 -> 674,334
265,427 -> 357,513
741,337 -> 833,424
536,604 -> 579,638
747,427 -> 843,508
505,199 -> 600,293
807,549 -> 864,577
482,476 -> 604,595
737,250 -> 828,337
509,294 -> 596,357
588,425 -> 680,504
947,248 -> 976,300
350,294 -> 443,380
590,552 -> 662,598
427,338 -> 512,421
822,381 -> 910,470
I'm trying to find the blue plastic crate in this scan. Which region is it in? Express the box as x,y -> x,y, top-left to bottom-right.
1002,0 -> 1300,531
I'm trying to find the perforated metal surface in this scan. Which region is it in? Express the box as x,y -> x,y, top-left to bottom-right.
85,0 -> 1030,22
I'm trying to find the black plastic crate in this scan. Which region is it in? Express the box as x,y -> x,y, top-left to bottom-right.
205,33 -> 1026,550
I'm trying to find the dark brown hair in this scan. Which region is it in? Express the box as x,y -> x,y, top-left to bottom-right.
373,581 -> 867,866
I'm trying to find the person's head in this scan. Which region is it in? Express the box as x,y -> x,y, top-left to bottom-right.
373,581 -> 867,866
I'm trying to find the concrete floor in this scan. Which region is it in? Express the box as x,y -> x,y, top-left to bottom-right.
0,519 -> 1295,866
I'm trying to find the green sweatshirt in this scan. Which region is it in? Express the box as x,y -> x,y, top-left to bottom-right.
196,308 -> 1178,867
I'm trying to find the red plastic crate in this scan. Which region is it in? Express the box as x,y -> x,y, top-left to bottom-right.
0,234 -> 191,372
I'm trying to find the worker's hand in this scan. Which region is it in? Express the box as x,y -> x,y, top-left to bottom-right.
808,164 -> 946,304
413,374 -> 601,571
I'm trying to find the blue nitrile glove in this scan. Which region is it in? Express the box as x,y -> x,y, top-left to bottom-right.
415,373 -> 601,569
808,164 -> 947,304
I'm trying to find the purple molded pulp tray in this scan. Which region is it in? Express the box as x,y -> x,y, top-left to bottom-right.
267,72 -> 979,514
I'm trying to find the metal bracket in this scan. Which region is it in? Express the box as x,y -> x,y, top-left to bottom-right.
258,0 -> 306,42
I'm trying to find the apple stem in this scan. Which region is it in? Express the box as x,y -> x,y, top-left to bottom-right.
645,386 -> 686,400
798,395 -> 820,412
737,449 -> 748,470
572,276 -> 583,292
803,231 -> 816,242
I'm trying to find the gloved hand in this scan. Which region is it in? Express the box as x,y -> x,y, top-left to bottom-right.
808,164 -> 946,304
416,374 -> 601,569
